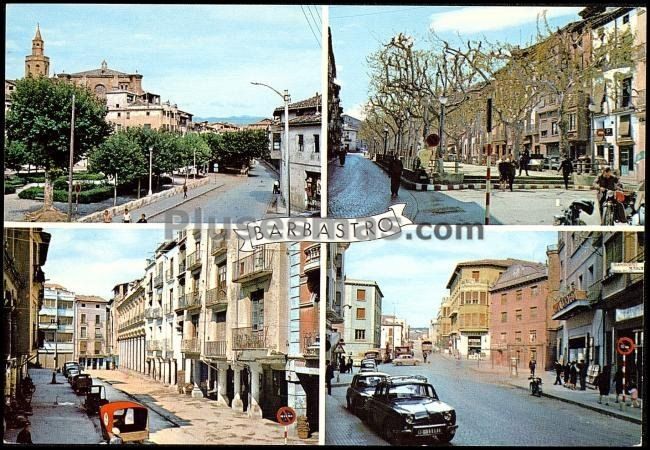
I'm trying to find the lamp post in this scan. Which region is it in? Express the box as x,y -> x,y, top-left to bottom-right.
438,94 -> 448,175
588,101 -> 599,174
251,82 -> 291,216
51,318 -> 59,370
67,94 -> 76,222
383,126 -> 389,157
148,146 -> 153,196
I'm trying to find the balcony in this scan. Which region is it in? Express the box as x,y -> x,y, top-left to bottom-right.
177,291 -> 201,310
145,307 -> 162,320
204,340 -> 226,357
178,230 -> 187,242
177,259 -> 186,276
181,338 -> 200,354
206,287 -> 227,308
165,269 -> 174,282
303,244 -> 320,273
232,327 -> 267,350
153,274 -> 163,288
186,251 -> 201,271
147,340 -> 162,351
94,332 -> 104,339
40,342 -> 74,352
524,124 -> 539,135
211,238 -> 227,256
302,333 -> 319,358
232,248 -> 274,283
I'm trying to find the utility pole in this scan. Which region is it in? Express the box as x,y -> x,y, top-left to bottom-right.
485,98 -> 493,225
67,94 -> 76,221
148,146 -> 153,196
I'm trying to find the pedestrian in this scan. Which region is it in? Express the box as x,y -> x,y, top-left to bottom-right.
554,360 -> 563,385
347,355 -> 353,374
183,182 -> 188,199
339,355 -> 346,374
628,382 -> 640,408
325,360 -> 334,396
390,156 -> 404,198
596,365 -> 610,405
563,362 -> 570,387
136,213 -> 147,223
16,421 -> 32,444
519,149 -> 530,176
569,361 -> 578,390
529,358 -> 536,377
497,156 -> 508,191
122,208 -> 131,223
558,155 -> 574,190
614,367 -> 624,403
423,352 -> 428,363
102,209 -> 112,223
109,427 -> 123,445
339,148 -> 347,166
506,155 -> 516,192
578,359 -> 588,390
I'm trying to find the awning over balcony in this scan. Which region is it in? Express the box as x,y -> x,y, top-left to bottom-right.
552,299 -> 592,320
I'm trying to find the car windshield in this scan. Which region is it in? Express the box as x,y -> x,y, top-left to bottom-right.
361,362 -> 375,368
357,376 -> 385,387
388,384 -> 438,400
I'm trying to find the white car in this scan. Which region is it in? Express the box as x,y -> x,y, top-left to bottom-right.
393,354 -> 421,366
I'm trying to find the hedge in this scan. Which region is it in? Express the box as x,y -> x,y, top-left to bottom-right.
4,185 -> 17,194
18,186 -> 114,203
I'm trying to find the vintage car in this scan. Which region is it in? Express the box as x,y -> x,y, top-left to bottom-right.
365,376 -> 457,444
99,401 -> 150,444
72,373 -> 93,395
359,359 -> 378,373
63,362 -> 79,377
346,371 -> 389,418
67,368 -> 80,383
393,354 -> 421,366
85,385 -> 109,416
363,349 -> 382,365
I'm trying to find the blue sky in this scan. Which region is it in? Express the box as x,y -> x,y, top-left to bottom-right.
344,228 -> 558,328
5,4 -> 322,117
330,5 -> 583,119
42,227 -> 166,300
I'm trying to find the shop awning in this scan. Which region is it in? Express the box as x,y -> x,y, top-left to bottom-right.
552,299 -> 592,320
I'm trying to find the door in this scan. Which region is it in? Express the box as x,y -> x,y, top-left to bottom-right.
226,367 -> 234,406
241,367 -> 250,412
619,147 -> 630,176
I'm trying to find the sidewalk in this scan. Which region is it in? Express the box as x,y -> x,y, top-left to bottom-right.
86,368 -> 318,445
449,354 -> 643,425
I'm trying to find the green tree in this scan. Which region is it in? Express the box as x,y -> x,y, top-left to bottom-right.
5,77 -> 111,211
177,132 -> 211,178
88,131 -> 147,205
4,141 -> 29,173
218,130 -> 269,169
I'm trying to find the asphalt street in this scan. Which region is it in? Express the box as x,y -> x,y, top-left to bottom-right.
325,353 -> 642,446
328,154 -> 604,225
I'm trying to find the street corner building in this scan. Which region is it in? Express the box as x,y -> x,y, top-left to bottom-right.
3,228 -> 51,414
111,229 -> 321,438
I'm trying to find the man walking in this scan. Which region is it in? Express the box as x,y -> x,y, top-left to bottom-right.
579,359 -> 588,390
554,360 -> 563,385
325,360 -> 334,396
122,208 -> 131,223
529,358 -> 536,377
390,156 -> 404,198
558,155 -> 574,190
183,182 -> 188,199
519,149 -> 530,176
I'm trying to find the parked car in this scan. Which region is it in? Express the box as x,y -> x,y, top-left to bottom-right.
63,362 -> 79,377
364,350 -> 382,365
99,401 -> 150,444
359,359 -> 378,373
393,354 -> 421,366
528,154 -> 545,171
365,376 -> 457,444
72,373 -> 93,395
544,156 -> 561,171
85,385 -> 109,416
346,371 -> 389,418
67,368 -> 80,383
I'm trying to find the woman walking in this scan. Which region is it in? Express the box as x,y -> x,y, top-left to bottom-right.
614,367 -> 624,403
569,361 -> 578,390
596,365 -> 611,405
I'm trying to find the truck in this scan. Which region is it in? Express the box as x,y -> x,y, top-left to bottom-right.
394,345 -> 414,358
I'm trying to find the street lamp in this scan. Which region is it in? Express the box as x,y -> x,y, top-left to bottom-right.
148,146 -> 153,196
50,318 -> 59,370
438,94 -> 448,173
251,82 -> 291,216
383,126 -> 389,156
588,101 -> 599,174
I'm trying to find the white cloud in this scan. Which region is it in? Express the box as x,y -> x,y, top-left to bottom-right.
429,7 -> 583,34
344,102 -> 368,121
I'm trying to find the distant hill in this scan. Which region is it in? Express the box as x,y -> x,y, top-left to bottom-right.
193,115 -> 267,126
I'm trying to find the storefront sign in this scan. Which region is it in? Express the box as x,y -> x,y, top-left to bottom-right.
596,129 -> 606,137
552,290 -> 587,314
615,303 -> 643,322
610,262 -> 644,274
468,337 -> 481,347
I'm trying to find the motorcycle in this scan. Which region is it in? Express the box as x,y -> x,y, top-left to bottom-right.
529,376 -> 543,397
554,199 -> 594,225
601,189 -> 630,226
629,182 -> 645,226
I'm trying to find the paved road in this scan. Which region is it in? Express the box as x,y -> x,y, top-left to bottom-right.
328,154 -> 604,225
325,353 -> 642,446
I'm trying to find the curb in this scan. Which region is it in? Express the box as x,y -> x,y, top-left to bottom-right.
507,382 -> 642,425
147,182 -> 225,219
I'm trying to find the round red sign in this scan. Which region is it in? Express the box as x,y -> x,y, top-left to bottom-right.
276,406 -> 296,426
616,337 -> 635,356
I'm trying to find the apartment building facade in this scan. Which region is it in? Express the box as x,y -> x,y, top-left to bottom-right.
342,279 -> 383,362
380,315 -> 409,358
38,284 -> 75,369
74,295 -> 109,369
116,279 -> 147,375
325,243 -> 348,362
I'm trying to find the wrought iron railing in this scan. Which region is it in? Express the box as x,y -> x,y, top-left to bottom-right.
147,340 -> 162,351
231,327 -> 267,349
186,251 -> 201,270
204,340 -> 227,356
211,238 -> 227,255
232,248 -> 274,281
181,338 -> 200,353
206,287 -> 227,307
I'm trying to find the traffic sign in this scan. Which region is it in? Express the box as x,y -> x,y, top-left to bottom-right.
276,406 -> 296,426
616,337 -> 635,356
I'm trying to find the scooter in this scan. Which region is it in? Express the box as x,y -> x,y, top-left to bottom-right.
529,375 -> 543,397
601,190 -> 629,225
554,199 -> 594,225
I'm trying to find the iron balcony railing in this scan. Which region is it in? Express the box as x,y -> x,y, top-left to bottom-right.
181,338 -> 200,353
147,340 -> 162,351
165,268 -> 174,281
232,248 -> 274,282
231,326 -> 267,350
304,244 -> 320,272
206,287 -> 227,307
211,238 -> 227,255
178,291 -> 200,309
204,340 -> 227,357
154,274 -> 163,288
145,307 -> 162,319
178,259 -> 186,274
303,333 -> 319,357
186,251 -> 201,270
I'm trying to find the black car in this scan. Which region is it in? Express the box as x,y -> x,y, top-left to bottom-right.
365,376 -> 457,444
346,371 -> 388,418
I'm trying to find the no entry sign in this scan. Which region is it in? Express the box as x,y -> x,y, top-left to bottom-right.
276,406 -> 297,426
616,337 -> 635,356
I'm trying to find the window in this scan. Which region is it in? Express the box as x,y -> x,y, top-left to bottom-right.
96,304 -> 100,309
501,312 -> 508,323
619,115 -> 631,137
356,290 -> 366,301
620,78 -> 632,108
81,313 -> 87,324
500,332 -> 507,342
530,306 -> 538,319
117,112 -> 121,117
251,289 -> 264,331
355,329 -> 366,340
314,134 -> 320,153
530,285 -> 539,296
516,309 -> 522,321
568,113 -> 576,131
500,294 -> 507,305
551,122 -> 558,135
126,112 -> 130,120
529,330 -> 537,343
115,103 -> 120,108
143,124 -> 151,129
81,327 -> 87,338
218,264 -> 227,289
515,331 -> 522,343
356,308 -> 366,320
516,290 -> 522,301
471,271 -> 480,281
95,315 -> 100,323
541,130 -> 548,138
622,14 -> 629,24
298,134 -> 304,151
146,111 -> 150,116
273,133 -> 281,151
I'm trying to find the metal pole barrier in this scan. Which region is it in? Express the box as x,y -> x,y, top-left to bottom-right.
485,98 -> 493,225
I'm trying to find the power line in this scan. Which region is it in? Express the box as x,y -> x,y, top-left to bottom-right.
300,5 -> 321,48
311,5 -> 322,23
307,6 -> 322,46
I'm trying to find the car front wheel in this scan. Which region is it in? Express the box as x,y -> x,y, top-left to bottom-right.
438,430 -> 455,443
384,419 -> 404,446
